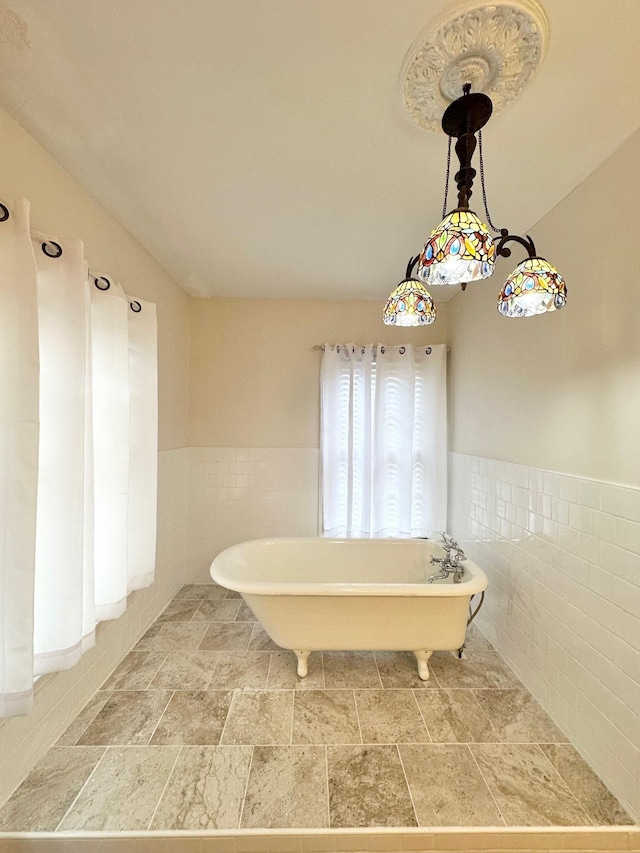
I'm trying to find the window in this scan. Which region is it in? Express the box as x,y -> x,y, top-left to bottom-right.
320,342 -> 447,538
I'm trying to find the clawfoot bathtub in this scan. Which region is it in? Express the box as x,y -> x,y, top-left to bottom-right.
210,537 -> 488,680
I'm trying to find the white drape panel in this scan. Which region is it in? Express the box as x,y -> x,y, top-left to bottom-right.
33,237 -> 95,675
0,200 -> 39,716
321,344 -> 374,538
373,344 -> 447,537
91,282 -> 131,622
0,198 -> 158,717
321,342 -> 447,539
127,299 -> 158,592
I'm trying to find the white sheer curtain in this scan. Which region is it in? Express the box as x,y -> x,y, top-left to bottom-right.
0,200 -> 39,717
321,344 -> 374,537
33,235 -> 95,675
321,342 -> 447,538
127,299 -> 158,593
0,199 -> 158,716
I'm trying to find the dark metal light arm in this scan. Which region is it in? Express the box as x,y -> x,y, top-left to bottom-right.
405,255 -> 420,279
495,229 -> 538,260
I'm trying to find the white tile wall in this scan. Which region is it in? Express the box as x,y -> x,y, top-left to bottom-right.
188,447 -> 320,579
0,447 -> 191,805
449,451 -> 640,823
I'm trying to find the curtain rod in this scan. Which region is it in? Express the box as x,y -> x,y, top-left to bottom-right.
313,344 -> 450,352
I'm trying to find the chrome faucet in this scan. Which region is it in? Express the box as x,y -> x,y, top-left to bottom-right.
428,532 -> 467,583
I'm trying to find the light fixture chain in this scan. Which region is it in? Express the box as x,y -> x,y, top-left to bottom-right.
478,129 -> 502,234
442,135 -> 452,219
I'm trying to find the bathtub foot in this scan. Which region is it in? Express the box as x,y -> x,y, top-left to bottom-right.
294,650 -> 311,678
413,650 -> 433,681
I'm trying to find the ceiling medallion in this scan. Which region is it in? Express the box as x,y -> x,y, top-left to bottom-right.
400,0 -> 549,133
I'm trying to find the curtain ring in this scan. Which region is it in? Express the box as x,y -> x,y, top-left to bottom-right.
130,300 -> 142,313
426,347 -> 432,355
42,241 -> 63,258
380,345 -> 385,354
0,203 -> 9,222
94,276 -> 111,291
399,346 -> 406,354
336,345 -> 340,353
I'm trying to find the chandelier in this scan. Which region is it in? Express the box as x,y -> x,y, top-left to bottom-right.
383,84 -> 567,326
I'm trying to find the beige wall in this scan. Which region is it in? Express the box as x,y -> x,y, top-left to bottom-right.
188,297 -> 449,448
0,105 -> 190,451
447,129 -> 640,487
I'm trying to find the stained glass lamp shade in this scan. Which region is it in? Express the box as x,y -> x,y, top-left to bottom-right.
383,278 -> 435,326
497,256 -> 567,317
417,209 -> 496,285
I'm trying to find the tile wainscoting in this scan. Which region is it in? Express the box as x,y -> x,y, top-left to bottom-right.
0,447 -> 191,806
449,451 -> 640,823
188,448 -> 320,579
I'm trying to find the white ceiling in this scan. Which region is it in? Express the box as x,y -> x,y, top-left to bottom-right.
0,0 -> 639,301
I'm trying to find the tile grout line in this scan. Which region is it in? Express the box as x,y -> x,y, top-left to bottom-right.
371,652 -> 383,689
217,685 -> 236,746
324,744 -> 331,828
470,687 -> 504,740
146,744 -> 183,830
320,650 -> 326,690
532,742 -> 596,826
426,656 -> 442,688
53,745 -> 108,831
395,743 -> 420,828
411,688 -> 433,743
289,689 -> 295,746
142,651 -> 169,690
352,689 -> 364,745
190,599 -> 205,620
145,690 -> 176,745
466,743 -> 508,827
237,745 -> 255,829
62,693 -> 111,746
264,650 -> 274,690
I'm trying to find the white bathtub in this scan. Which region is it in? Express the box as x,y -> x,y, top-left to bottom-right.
210,537 -> 488,680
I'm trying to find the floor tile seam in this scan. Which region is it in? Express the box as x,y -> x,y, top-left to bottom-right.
466,743 -> 508,827
434,684 -> 523,690
216,685 -> 237,746
371,651 -> 384,690
410,688 -> 434,743
395,744 -> 420,828
468,686 -> 504,741
264,651 -> 274,691
288,688 -> 295,747
146,744 -> 183,830
352,689 -> 364,745
53,745 -> 108,832
190,599 -> 207,620
139,651 -> 169,691
145,690 -> 176,746
320,651 -> 326,690
201,649 -> 224,691
324,744 -> 331,828
198,739 -> 586,747
237,745 -> 255,829
63,743 -> 204,748
60,694 -> 111,746
531,742 -> 596,826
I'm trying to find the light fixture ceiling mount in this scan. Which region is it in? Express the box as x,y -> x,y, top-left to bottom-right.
400,0 -> 549,134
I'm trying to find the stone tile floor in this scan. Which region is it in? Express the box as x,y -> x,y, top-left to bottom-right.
0,581 -> 633,832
